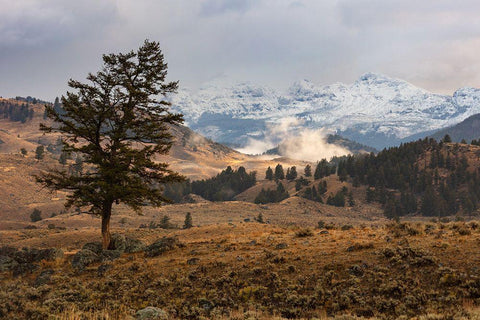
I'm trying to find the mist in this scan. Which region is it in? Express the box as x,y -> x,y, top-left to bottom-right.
235,117 -> 351,162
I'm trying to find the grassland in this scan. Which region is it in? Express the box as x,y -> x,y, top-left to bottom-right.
3,215 -> 480,319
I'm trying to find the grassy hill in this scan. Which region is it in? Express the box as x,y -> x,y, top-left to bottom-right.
0,98 -> 311,223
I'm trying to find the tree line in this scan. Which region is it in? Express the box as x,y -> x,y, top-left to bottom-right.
0,101 -> 34,123
335,136 -> 480,218
191,166 -> 256,201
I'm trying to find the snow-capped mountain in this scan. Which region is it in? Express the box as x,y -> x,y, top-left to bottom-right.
169,73 -> 480,149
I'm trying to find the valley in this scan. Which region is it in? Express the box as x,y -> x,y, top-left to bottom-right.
2,91 -> 480,320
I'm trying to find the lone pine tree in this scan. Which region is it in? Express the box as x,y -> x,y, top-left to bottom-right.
36,40 -> 184,249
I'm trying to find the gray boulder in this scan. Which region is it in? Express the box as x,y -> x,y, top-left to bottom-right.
125,237 -> 146,253
145,237 -> 182,257
82,242 -> 103,255
100,250 -> 122,262
71,249 -> 100,271
110,234 -> 127,252
135,307 -> 168,320
37,248 -> 64,261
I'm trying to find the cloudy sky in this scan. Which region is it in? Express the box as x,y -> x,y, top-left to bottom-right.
1,0 -> 480,100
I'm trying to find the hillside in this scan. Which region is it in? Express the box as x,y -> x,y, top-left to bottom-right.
0,98 -> 312,222
170,73 -> 480,149
429,113 -> 480,143
334,139 -> 480,218
3,220 -> 480,319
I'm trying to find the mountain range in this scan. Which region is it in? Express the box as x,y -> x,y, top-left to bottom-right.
170,73 -> 480,149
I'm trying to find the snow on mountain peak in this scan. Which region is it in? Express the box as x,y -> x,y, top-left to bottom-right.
170,74 -> 480,149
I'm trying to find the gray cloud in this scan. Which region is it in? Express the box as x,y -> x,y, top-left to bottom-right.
200,0 -> 257,16
0,0 -> 479,100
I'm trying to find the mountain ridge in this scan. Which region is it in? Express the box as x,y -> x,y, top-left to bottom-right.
170,73 -> 480,149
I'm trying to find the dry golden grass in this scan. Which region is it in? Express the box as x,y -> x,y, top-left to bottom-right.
3,220 -> 480,318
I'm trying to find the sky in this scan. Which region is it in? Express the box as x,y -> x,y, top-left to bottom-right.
1,0 -> 480,101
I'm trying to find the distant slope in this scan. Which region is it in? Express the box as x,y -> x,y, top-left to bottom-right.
429,113 -> 480,142
0,97 -> 311,221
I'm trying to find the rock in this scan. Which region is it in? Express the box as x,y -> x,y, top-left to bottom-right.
319,230 -> 329,235
198,298 -> 214,312
13,248 -> 37,264
71,249 -> 100,271
100,250 -> 122,262
111,234 -> 126,252
82,242 -> 103,255
135,307 -> 168,320
145,237 -> 182,257
0,255 -> 18,272
187,258 -> 199,265
12,263 -> 38,277
37,248 -> 63,261
275,243 -> 288,250
34,269 -> 54,286
125,237 -> 146,253
97,264 -> 112,277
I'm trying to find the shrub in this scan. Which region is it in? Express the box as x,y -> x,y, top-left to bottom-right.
295,228 -> 313,237
30,209 -> 42,222
254,213 -> 264,223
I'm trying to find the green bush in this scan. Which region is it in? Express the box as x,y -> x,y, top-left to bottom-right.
30,208 -> 42,222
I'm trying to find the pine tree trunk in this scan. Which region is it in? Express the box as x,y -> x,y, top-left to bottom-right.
101,202 -> 113,250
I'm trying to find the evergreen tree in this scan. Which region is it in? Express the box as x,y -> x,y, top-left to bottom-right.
295,176 -> 309,191
295,179 -> 302,191
304,164 -> 312,177
265,166 -> 273,180
254,182 -> 289,204
421,186 -> 444,216
183,212 -> 193,229
314,159 -> 330,180
347,191 -> 355,206
35,145 -> 45,160
191,166 -> 256,201
274,164 -> 285,180
383,197 -> 398,219
366,187 -> 375,203
36,40 -> 184,249
318,180 -> 327,194
286,166 -> 297,180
